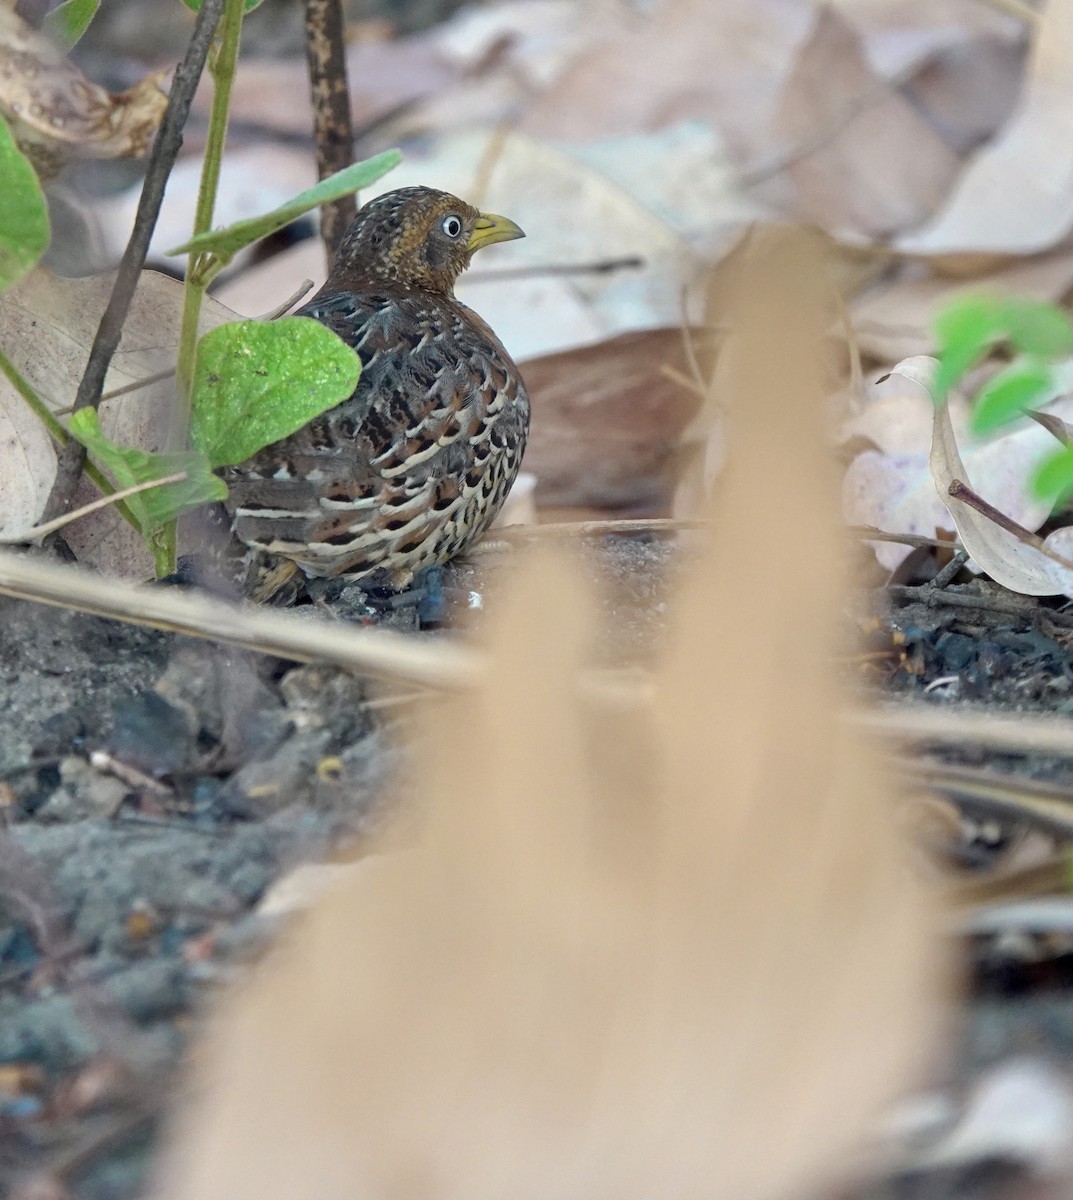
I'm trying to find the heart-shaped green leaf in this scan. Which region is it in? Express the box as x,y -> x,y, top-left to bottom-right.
43,0 -> 100,47
970,359 -> 1057,435
0,118 -> 49,295
191,317 -> 361,467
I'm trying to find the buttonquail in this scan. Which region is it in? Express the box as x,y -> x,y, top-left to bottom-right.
221,186 -> 529,600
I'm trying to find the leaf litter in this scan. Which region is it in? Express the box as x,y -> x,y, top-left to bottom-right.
9,1 -> 1073,1196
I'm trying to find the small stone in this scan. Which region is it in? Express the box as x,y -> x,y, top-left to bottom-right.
34,758 -> 128,822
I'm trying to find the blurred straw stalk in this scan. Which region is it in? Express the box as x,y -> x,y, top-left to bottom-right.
156,229 -> 944,1200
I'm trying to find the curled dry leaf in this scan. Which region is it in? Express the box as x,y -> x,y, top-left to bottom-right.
0,7 -> 167,179
930,380 -> 1073,597
156,229 -> 939,1200
842,355 -> 1073,571
895,0 -> 1073,262
0,268 -> 239,577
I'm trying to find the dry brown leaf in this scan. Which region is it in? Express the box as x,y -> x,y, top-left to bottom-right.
520,328 -> 703,510
155,229 -> 940,1200
896,0 -> 1073,262
775,6 -> 961,238
851,251 -> 1073,362
0,268 -> 239,577
0,8 -> 167,180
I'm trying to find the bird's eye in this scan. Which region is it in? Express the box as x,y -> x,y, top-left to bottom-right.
441,214 -> 463,238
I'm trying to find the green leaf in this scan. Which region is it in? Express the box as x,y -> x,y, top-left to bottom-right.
1032,443 -> 1073,506
190,317 -> 361,468
182,0 -> 265,11
67,408 -> 228,532
0,118 -> 49,294
933,295 -> 1002,401
42,0 -> 100,47
1000,298 -> 1073,358
970,359 -> 1057,435
166,149 -> 401,266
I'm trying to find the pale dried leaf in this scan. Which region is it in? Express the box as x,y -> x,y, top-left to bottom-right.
775,7 -> 961,238
842,356 -> 1073,570
0,384 -> 56,538
930,386 -> 1073,595
896,0 -> 1073,259
156,229 -> 939,1200
521,0 -> 813,154
0,8 -> 167,179
0,268 -> 239,576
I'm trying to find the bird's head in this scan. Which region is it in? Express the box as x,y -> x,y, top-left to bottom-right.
326,186 -> 525,295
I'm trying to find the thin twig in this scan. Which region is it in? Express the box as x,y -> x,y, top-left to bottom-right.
885,582 -> 1073,625
53,366 -> 176,413
851,526 -> 959,551
8,472 -> 189,543
858,703 -> 1073,758
41,0 -> 227,524
469,119 -> 515,209
466,256 -> 644,285
927,549 -> 970,590
905,760 -> 1073,839
499,517 -> 709,539
254,279 -> 316,320
304,0 -> 356,259
660,363 -> 709,401
0,549 -> 479,690
948,478 -> 1073,572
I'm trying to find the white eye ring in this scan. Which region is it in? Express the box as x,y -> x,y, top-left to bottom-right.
441,214 -> 463,238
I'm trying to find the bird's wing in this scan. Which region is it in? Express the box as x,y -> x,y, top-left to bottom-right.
221,290 -> 528,578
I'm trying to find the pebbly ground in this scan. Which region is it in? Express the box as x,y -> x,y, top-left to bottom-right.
1,535 -> 1073,1197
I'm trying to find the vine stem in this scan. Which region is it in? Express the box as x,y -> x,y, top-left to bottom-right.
174,0 -> 245,416
39,0 -> 227,528
167,0 -> 246,575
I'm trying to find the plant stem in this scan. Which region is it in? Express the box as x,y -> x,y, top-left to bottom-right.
175,0 -> 245,414
169,0 -> 246,576
0,348 -> 141,530
40,0 -> 227,529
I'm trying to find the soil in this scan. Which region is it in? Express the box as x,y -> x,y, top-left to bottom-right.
1,537 -> 1072,1198
0,533 -> 677,1198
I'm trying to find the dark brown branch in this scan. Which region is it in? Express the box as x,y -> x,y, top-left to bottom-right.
947,478 -> 1073,572
41,0 -> 227,524
304,0 -> 356,260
